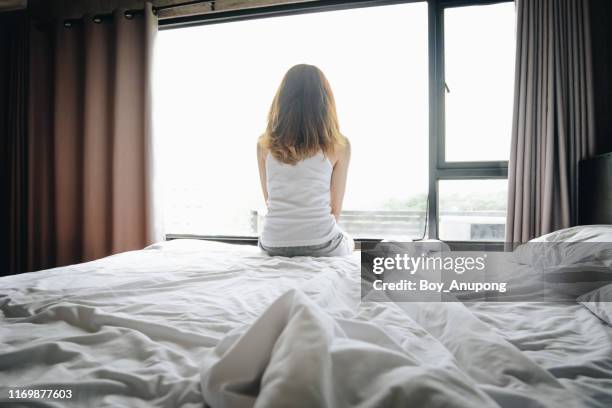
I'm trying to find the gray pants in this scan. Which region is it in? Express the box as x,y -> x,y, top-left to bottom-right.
259,232 -> 354,257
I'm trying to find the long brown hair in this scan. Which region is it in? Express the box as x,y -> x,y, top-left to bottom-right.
259,64 -> 345,165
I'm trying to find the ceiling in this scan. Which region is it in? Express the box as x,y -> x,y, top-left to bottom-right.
23,0 -> 314,20
155,0 -> 313,19
0,0 -> 27,12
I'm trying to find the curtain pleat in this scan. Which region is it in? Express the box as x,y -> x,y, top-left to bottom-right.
53,23 -> 84,266
0,12 -> 30,274
506,0 -> 595,243
111,9 -> 149,254
27,22 -> 56,272
82,17 -> 113,261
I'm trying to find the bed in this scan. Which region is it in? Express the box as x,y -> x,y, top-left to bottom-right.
1,226 -> 612,408
3,152 -> 612,408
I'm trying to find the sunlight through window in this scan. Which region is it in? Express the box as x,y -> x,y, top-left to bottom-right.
154,3 -> 429,239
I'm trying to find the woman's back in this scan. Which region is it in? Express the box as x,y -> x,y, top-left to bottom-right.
256,64 -> 352,256
260,151 -> 339,247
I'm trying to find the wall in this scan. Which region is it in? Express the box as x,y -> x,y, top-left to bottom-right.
591,0 -> 612,155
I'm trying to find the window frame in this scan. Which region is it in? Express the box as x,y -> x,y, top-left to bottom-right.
158,0 -> 514,244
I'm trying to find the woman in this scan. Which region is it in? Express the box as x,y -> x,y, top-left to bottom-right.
257,64 -> 353,257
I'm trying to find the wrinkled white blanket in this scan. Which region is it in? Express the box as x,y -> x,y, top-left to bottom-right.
1,239 -> 611,407
201,290 -> 497,408
200,289 -> 602,408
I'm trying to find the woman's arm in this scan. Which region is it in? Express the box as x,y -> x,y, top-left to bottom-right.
330,140 -> 351,221
257,142 -> 269,206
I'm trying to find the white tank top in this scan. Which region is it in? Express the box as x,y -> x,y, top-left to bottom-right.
260,151 -> 340,247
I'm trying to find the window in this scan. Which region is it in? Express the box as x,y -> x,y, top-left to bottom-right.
154,0 -> 516,242
438,179 -> 508,241
154,3 -> 429,240
432,1 -> 515,241
443,3 -> 516,162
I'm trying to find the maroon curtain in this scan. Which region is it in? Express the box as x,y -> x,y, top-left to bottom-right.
2,4 -> 156,275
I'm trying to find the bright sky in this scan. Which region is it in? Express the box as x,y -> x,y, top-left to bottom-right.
153,1 -> 515,237
444,3 -> 516,161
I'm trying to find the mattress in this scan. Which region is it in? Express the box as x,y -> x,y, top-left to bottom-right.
1,239 -> 611,407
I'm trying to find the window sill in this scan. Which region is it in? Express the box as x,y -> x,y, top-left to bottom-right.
164,234 -> 507,251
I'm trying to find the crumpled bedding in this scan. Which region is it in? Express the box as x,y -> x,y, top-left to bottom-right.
1,239 -> 611,407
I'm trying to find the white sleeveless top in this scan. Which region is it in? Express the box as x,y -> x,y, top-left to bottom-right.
260,151 -> 340,247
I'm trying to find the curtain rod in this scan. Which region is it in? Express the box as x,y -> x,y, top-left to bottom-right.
59,0 -> 216,28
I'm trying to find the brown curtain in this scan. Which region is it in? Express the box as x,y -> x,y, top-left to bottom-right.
506,0 -> 596,243
3,3 -> 157,274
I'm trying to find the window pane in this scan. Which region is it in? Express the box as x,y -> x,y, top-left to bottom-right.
438,179 -> 507,241
154,3 -> 429,239
444,3 -> 515,162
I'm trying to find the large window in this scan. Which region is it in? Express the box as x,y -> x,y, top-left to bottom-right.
155,3 -> 429,240
435,1 -> 515,241
154,0 -> 516,242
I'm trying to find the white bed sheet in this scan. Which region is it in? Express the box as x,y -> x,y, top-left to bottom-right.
0,239 -> 610,407
467,301 -> 612,405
